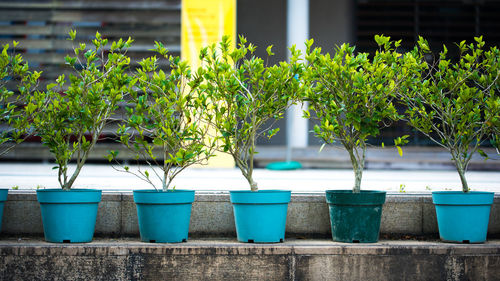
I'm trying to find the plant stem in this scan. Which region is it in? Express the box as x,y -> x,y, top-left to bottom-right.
249,110 -> 258,192
353,164 -> 363,194
450,147 -> 470,192
458,167 -> 469,193
348,145 -> 366,193
162,171 -> 168,191
63,123 -> 103,190
63,149 -> 88,190
162,144 -> 168,191
455,159 -> 469,193
248,177 -> 258,192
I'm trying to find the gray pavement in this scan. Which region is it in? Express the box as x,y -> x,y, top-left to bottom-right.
0,162 -> 498,193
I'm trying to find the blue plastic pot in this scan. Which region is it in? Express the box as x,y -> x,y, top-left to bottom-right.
134,189 -> 195,243
433,191 -> 494,243
230,190 -> 291,243
37,189 -> 102,243
0,189 -> 8,232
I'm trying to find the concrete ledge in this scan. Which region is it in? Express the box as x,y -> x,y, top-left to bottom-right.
2,191 -> 500,238
0,238 -> 499,280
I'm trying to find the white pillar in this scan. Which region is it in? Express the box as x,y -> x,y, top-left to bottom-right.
286,0 -> 309,151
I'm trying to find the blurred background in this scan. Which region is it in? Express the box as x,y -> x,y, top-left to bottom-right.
0,0 -> 498,170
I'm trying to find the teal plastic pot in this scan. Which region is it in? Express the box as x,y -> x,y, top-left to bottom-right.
0,189 -> 8,232
433,191 -> 494,243
326,190 -> 386,243
134,189 -> 195,243
37,189 -> 102,243
230,190 -> 291,243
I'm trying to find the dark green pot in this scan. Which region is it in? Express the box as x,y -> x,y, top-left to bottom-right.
325,190 -> 386,243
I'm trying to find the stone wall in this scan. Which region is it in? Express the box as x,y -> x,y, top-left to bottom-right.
0,239 -> 499,280
2,191 -> 500,238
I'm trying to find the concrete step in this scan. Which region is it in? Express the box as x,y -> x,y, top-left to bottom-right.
0,237 -> 499,280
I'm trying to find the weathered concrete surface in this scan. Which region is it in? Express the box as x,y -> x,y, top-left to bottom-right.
380,195 -> 423,234
1,192 -> 500,238
191,193 -> 236,237
0,238 -> 499,281
2,192 -> 43,235
95,193 -> 122,236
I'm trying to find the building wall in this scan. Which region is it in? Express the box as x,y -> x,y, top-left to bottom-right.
1,0 -> 497,153
237,0 -> 354,146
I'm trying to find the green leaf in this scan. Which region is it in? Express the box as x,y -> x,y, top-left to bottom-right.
319,143 -> 326,153
69,30 -> 76,40
477,149 -> 488,159
396,146 -> 403,157
266,45 -> 275,56
84,50 -> 93,59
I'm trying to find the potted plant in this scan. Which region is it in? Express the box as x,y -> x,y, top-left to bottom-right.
108,42 -> 217,243
0,41 -> 41,229
398,36 -> 499,243
32,31 -> 133,243
0,41 -> 41,231
0,41 -> 42,155
303,36 -> 409,243
199,35 -> 303,243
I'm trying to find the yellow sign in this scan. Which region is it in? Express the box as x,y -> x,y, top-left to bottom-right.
182,0 -> 236,69
182,0 -> 236,167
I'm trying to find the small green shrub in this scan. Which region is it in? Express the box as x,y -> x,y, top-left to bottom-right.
0,41 -> 41,155
32,31 -> 133,190
200,35 -> 303,191
304,36 -> 409,193
110,42 -> 217,191
398,36 -> 500,192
